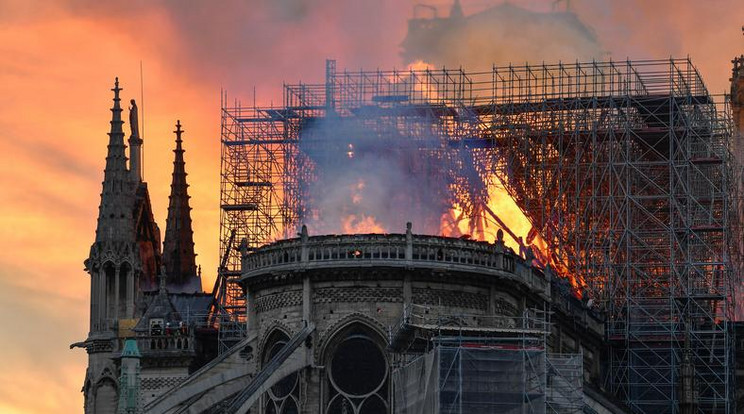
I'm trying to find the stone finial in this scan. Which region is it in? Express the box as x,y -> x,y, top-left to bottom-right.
112,77 -> 121,95
301,224 -> 309,243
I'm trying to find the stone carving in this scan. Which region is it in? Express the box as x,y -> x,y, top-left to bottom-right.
412,288 -> 488,311
129,99 -> 140,137
254,290 -> 303,312
313,287 -> 403,304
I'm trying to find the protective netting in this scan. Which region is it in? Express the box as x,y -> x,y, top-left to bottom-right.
394,346 -> 582,414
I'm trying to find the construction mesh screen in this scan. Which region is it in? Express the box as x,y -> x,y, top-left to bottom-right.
394,346 -> 582,414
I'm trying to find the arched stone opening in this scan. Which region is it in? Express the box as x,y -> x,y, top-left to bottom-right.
323,323 -> 389,414
262,329 -> 300,414
118,262 -> 132,318
93,378 -> 118,413
103,262 -> 116,322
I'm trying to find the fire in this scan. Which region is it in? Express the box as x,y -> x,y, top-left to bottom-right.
441,175 -> 582,295
299,61 -> 582,294
341,179 -> 385,233
342,214 -> 385,234
407,60 -> 434,71
404,60 -> 439,102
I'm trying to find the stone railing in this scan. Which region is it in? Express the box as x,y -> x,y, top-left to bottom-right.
137,333 -> 195,353
241,230 -> 550,294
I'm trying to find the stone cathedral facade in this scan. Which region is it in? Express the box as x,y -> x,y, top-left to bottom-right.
73,79 -> 212,413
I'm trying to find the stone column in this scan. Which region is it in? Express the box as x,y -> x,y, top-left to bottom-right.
403,274 -> 412,305
126,269 -> 134,317
98,271 -> 107,329
114,264 -> 121,320
489,285 -> 497,315
246,288 -> 257,337
90,270 -> 98,331
303,275 -> 312,323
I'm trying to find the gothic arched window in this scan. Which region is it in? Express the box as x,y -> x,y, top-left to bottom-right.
263,330 -> 300,414
324,323 -> 389,414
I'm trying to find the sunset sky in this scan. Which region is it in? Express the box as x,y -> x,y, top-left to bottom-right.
0,1 -> 743,412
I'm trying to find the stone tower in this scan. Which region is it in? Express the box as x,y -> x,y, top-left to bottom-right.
162,120 -> 202,293
80,78 -> 162,414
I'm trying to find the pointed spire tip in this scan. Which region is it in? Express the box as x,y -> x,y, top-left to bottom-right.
174,120 -> 184,139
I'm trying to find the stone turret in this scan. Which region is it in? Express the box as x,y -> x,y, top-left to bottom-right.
80,79 -> 164,414
117,339 -> 142,414
162,120 -> 202,293
86,78 -> 140,334
81,78 -> 142,414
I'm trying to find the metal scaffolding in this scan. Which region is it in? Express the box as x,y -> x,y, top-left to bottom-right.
390,305 -> 583,414
219,58 -> 739,412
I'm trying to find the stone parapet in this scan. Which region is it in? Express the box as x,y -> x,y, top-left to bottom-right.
241,233 -> 549,297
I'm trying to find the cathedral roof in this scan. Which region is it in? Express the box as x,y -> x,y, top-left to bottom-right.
134,276 -> 182,332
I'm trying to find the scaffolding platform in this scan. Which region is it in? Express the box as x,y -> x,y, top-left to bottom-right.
391,307 -> 582,414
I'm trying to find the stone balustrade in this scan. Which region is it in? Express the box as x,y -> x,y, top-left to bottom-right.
241,232 -> 550,294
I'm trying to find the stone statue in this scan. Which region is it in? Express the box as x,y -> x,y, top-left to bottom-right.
129,99 -> 140,137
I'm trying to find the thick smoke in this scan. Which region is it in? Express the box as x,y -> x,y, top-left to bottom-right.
299,116 -> 451,236
293,1 -> 609,237
401,2 -> 605,69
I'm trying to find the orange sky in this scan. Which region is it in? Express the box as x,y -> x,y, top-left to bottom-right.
0,1 -> 742,412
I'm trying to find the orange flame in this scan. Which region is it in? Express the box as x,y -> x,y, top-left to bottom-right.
441,174 -> 582,294
341,179 -> 385,233
342,214 -> 385,233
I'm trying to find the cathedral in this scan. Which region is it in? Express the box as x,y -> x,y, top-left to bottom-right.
73,43 -> 744,413
74,78 -> 215,413
75,78 -> 609,414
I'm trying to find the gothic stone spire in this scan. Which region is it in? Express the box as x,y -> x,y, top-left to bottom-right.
94,77 -> 134,243
162,120 -> 201,292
